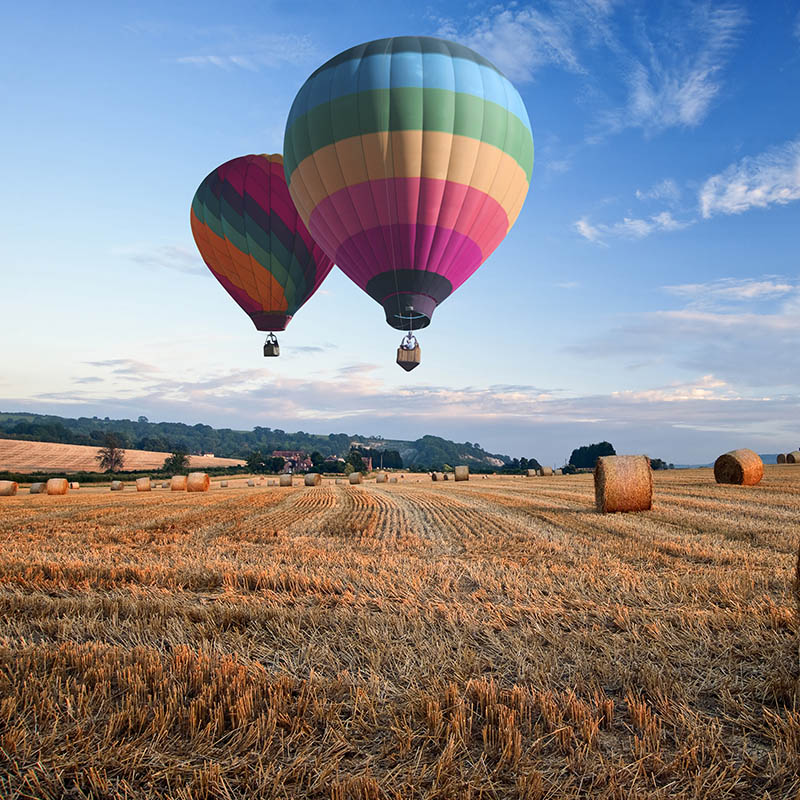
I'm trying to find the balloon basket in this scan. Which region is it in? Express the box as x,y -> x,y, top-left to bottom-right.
396,344 -> 421,371
263,334 -> 280,357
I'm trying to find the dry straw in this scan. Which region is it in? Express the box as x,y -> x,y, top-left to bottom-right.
349,472 -> 362,485
376,472 -> 387,483
787,451 -> 800,464
187,473 -> 210,492
279,474 -> 292,487
777,453 -> 786,464
454,465 -> 469,481
110,481 -> 124,491
0,480 -> 18,496
136,477 -> 151,492
594,455 -> 653,513
304,473 -> 321,486
46,478 -> 69,496
170,476 -> 187,492
714,449 -> 763,486
29,482 -> 45,494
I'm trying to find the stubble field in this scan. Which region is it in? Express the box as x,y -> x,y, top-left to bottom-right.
0,469 -> 798,799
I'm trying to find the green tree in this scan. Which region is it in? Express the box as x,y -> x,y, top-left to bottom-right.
348,449 -> 366,472
310,451 -> 324,467
246,450 -> 265,473
569,441 -> 616,469
268,456 -> 286,473
162,449 -> 189,473
96,434 -> 125,473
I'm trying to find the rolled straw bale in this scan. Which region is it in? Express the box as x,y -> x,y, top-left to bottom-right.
594,455 -> 652,513
279,474 -> 292,487
46,478 -> 69,495
443,473 -> 450,481
247,479 -> 255,487
136,477 -> 151,492
110,481 -> 124,491
0,481 -> 18,496
349,472 -> 362,485
526,469 -> 537,477
220,481 -> 228,488
432,472 -> 444,482
187,473 -> 210,492
268,480 -> 277,486
777,453 -> 786,464
787,451 -> 800,464
161,481 -> 169,489
304,473 -> 321,486
335,479 -> 345,485
454,465 -> 469,481
540,466 -> 553,476
69,482 -> 80,490
389,476 -> 398,483
555,469 -> 563,475
714,449 -> 763,486
29,482 -> 46,494
375,472 -> 387,483
170,475 -> 187,491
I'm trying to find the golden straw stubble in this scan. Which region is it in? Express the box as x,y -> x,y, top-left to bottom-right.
594,455 -> 653,513
713,449 -> 763,486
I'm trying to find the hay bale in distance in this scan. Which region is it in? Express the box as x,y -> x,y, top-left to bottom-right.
540,466 -> 553,477
375,472 -> 387,483
787,451 -> 800,464
46,478 -> 69,495
29,482 -> 46,494
454,465 -> 469,481
69,482 -> 80,490
220,481 -> 228,488
304,473 -> 321,487
247,479 -> 255,487
279,474 -> 292,487
389,476 -> 398,483
187,473 -> 210,492
526,469 -> 537,477
267,479 -> 276,486
443,473 -> 450,481
594,455 -> 653,513
0,481 -> 18,496
110,481 -> 124,491
170,475 -> 187,491
335,479 -> 345,485
555,468 -> 563,475
432,472 -> 444,482
136,477 -> 151,492
349,472 -> 362,485
777,453 -> 786,464
714,449 -> 763,486
161,481 -> 169,489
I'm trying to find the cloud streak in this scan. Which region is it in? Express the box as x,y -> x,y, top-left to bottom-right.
575,210 -> 690,243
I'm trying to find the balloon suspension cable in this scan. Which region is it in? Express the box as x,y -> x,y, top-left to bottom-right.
400,332 -> 418,350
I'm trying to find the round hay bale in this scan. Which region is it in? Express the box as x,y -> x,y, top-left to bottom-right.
349,472 -> 362,485
247,479 -> 255,487
187,473 -> 210,492
220,480 -> 228,488
526,469 -> 537,477
787,451 -> 800,464
69,482 -> 80,490
714,449 -> 763,486
110,481 -> 124,491
594,455 -> 652,513
454,465 -> 469,481
304,473 -> 321,486
555,468 -> 563,475
432,472 -> 444,482
267,479 -> 276,486
0,481 -> 18,496
389,476 -> 398,483
170,475 -> 187,491
279,474 -> 292,487
136,477 -> 151,492
375,472 -> 387,483
46,478 -> 69,495
443,473 -> 450,481
777,453 -> 786,464
161,481 -> 169,489
335,478 -> 345,485
540,466 -> 553,477
29,482 -> 46,494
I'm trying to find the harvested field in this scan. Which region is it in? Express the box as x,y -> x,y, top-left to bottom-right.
0,468 -> 798,799
0,438 -> 244,473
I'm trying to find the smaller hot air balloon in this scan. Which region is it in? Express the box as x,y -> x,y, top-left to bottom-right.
191,154 -> 334,356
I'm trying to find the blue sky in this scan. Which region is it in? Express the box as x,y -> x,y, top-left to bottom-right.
2,1 -> 799,464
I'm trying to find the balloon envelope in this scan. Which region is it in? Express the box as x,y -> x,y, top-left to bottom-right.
191,154 -> 334,331
284,36 -> 533,330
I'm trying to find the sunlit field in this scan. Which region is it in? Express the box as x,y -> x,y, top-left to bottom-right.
1,469 -> 798,799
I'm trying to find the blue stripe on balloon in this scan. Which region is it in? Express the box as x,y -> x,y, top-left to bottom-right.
287,51 -> 531,134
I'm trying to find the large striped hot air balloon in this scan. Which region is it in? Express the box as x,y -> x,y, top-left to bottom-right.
284,36 -> 533,369
190,154 -> 334,356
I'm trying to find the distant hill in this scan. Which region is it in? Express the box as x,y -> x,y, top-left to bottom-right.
0,412 -> 511,471
674,454 -> 781,469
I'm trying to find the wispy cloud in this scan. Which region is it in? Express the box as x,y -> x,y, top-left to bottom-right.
115,244 -> 206,276
635,178 -> 680,203
663,277 -> 796,306
575,210 -> 690,243
437,1 -> 617,82
699,137 -> 800,217
175,32 -> 316,71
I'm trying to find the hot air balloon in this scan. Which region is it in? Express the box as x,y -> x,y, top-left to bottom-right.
190,154 -> 334,356
283,36 -> 533,370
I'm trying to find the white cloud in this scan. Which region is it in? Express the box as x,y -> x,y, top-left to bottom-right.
699,138 -> 800,217
575,210 -> 690,243
115,244 -> 206,276
663,277 -> 796,305
175,32 -> 316,70
635,178 -> 680,203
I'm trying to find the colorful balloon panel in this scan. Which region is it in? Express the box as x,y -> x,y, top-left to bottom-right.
284,36 -> 533,330
191,154 -> 334,332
